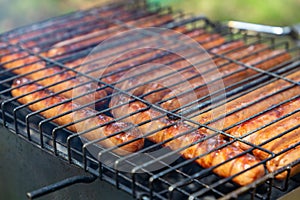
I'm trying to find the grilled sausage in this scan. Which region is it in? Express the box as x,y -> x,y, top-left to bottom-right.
1,54 -> 107,107
46,13 -> 175,58
108,41 -> 249,103
155,44 -> 269,107
6,8 -> 120,51
191,70 -> 300,132
57,26 -> 190,79
109,94 -> 265,185
1,13 -> 175,70
65,29 -> 225,96
11,77 -> 144,155
228,98 -> 300,179
98,32 -> 227,95
160,49 -> 291,111
0,24 -> 192,107
267,139 -> 300,179
114,43 -> 290,111
52,27 -> 202,79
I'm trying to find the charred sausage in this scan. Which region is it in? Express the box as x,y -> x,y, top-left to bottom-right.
109,93 -> 265,185
11,77 -> 144,155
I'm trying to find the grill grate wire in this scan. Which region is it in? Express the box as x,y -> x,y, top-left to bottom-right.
0,1 -> 300,200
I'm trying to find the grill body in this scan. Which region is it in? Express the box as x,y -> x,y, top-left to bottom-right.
0,1 -> 300,199
0,126 -> 133,200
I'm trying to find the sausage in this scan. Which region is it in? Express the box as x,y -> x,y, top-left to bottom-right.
267,139 -> 300,179
191,70 -> 300,132
110,41 -> 249,103
1,12 -> 174,70
58,26 -> 191,79
0,22 -> 193,107
157,44 -> 269,108
6,5 -> 166,53
11,77 -> 144,155
2,6 -> 139,57
6,8 -> 120,51
228,98 -> 300,179
115,43 -> 289,110
99,31 -> 227,95
109,94 -> 265,185
46,13 -> 175,58
65,29 -> 225,96
52,26 -> 200,80
160,49 -> 291,111
1,54 -> 107,107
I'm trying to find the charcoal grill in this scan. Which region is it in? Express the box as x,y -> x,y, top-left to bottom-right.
0,1 -> 300,199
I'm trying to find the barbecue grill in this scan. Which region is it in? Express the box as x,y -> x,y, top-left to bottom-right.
0,1 -> 300,199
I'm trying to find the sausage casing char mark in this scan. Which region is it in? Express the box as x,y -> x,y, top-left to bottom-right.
46,13 -> 175,58
109,93 -> 265,186
228,98 -> 300,179
103,32 -> 228,103
113,41 -> 290,112
109,41 -> 254,108
192,70 -> 300,132
11,78 -> 144,155
59,27 -> 204,85
159,45 -> 290,111
192,70 -> 300,179
0,52 -> 107,108
3,6 -> 129,51
0,14 -> 178,108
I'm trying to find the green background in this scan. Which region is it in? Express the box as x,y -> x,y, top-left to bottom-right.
0,0 -> 300,33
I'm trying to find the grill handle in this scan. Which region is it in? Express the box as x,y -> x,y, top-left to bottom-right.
225,20 -> 300,40
26,174 -> 97,199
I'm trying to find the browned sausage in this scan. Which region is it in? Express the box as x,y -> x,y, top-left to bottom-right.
6,7 -> 122,51
46,13 -> 175,58
109,94 -> 265,186
114,43 -> 287,110
156,44 -> 269,108
1,54 -> 107,107
66,29 -> 225,96
228,98 -> 300,179
57,27 -> 201,77
191,70 -> 300,133
0,22 -> 191,107
11,77 -> 144,155
160,48 -> 291,111
1,12 -> 175,70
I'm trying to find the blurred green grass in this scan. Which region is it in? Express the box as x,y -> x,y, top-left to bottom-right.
0,0 -> 108,33
149,0 -> 300,25
0,0 -> 299,33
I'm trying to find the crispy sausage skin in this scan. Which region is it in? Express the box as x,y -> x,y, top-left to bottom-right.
143,43 -> 267,106
2,5 -> 133,51
228,98 -> 300,179
190,70 -> 300,179
191,70 -> 300,132
1,53 -> 107,107
11,78 -> 144,155
97,32 -> 228,101
109,94 -> 265,186
160,49 -> 291,111
46,14 -> 175,58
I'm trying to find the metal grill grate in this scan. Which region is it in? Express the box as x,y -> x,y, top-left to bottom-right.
0,1 -> 300,200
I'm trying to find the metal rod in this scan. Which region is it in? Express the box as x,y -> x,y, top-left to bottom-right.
26,174 -> 97,199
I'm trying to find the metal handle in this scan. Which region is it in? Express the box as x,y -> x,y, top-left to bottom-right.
227,21 -> 291,35
26,174 -> 97,199
225,20 -> 300,40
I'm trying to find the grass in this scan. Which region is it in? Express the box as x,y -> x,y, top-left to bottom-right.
149,0 -> 300,25
0,0 -> 299,33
